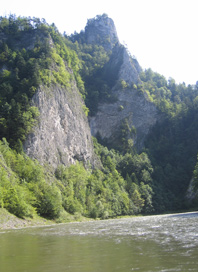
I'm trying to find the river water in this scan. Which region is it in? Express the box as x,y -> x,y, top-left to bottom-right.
0,212 -> 198,272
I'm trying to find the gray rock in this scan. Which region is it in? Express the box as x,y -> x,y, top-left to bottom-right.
89,29 -> 157,150
24,83 -> 96,169
90,88 -> 158,150
118,47 -> 142,84
85,14 -> 119,51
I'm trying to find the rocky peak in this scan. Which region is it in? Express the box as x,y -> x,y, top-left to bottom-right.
87,15 -> 157,150
84,14 -> 119,51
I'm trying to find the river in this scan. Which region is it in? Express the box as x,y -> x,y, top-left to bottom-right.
0,212 -> 198,272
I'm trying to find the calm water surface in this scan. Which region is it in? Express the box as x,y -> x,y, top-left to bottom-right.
0,212 -> 198,272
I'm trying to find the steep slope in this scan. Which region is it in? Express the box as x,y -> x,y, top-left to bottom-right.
1,15 -> 198,218
0,15 -> 156,220
90,88 -> 158,150
24,83 -> 95,168
72,15 -> 198,211
0,17 -> 96,169
76,14 -> 159,150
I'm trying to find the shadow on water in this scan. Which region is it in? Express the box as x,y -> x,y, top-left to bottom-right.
167,211 -> 198,218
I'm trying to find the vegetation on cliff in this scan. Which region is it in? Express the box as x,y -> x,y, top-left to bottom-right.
0,14 -> 198,223
0,138 -> 153,220
141,69 -> 198,211
0,15 -> 84,151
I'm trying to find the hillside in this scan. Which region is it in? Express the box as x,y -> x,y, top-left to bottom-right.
0,14 -> 198,224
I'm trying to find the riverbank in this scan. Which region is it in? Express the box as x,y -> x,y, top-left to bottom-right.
1,208 -> 197,230
0,208 -> 91,230
0,208 -> 56,229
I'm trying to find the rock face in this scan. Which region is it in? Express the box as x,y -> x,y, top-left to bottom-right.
24,82 -> 96,169
118,48 -> 142,85
85,14 -> 119,51
90,88 -> 158,150
87,16 -> 158,150
24,14 -> 158,166
102,44 -> 142,85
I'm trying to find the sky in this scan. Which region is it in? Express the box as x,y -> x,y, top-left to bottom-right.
1,0 -> 198,85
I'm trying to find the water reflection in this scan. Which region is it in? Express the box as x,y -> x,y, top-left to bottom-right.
0,212 -> 198,272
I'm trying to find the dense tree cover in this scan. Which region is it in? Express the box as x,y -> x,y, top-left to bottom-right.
140,68 -> 198,116
92,138 -> 154,215
69,18 -> 198,212
1,15 -> 198,221
0,138 -> 62,218
193,156 -> 198,190
141,69 -> 198,211
0,138 -> 153,220
0,15 -> 84,150
69,26 -> 126,115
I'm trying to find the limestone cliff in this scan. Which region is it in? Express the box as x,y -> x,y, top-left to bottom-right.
90,88 -> 158,150
86,16 -> 158,150
23,14 -> 158,166
103,44 -> 142,85
24,82 -> 96,169
84,14 -> 119,51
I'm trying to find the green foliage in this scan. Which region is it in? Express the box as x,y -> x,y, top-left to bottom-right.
140,68 -> 198,117
119,80 -> 128,89
30,181 -> 62,219
0,142 -> 36,218
69,33 -> 125,115
0,15 -> 155,221
82,104 -> 89,116
53,137 -> 155,219
56,163 -> 132,218
0,138 -> 153,221
92,138 -> 154,215
118,105 -> 124,111
0,15 -> 85,149
192,156 -> 198,206
1,15 -> 198,221
140,68 -> 198,212
0,139 -> 62,219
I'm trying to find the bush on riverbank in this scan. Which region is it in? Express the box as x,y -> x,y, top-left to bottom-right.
0,139 -> 153,221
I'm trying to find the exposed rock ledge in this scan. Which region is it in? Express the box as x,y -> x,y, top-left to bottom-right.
24,83 -> 96,169
90,88 -> 159,150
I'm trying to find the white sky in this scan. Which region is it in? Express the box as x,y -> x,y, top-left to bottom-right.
1,0 -> 198,85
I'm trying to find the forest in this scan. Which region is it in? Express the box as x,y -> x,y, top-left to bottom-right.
0,15 -> 198,222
